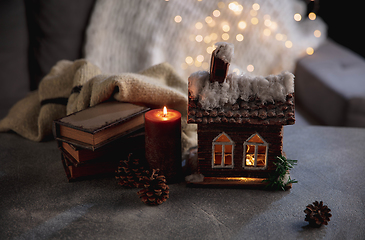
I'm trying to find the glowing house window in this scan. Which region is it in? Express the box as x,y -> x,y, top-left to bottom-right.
212,132 -> 234,168
243,133 -> 268,169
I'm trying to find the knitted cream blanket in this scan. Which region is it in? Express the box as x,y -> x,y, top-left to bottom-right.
0,60 -> 197,151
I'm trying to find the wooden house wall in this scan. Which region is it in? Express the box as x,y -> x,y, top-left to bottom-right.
197,123 -> 283,178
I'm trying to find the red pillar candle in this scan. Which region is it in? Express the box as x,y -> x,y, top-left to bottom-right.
145,107 -> 182,183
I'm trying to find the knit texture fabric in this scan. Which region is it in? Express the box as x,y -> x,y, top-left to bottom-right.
84,0 -> 326,79
0,60 -> 196,151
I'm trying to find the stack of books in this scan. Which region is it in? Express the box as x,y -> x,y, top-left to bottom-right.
53,101 -> 149,181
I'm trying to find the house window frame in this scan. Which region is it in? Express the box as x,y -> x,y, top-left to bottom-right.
212,132 -> 235,169
243,133 -> 269,170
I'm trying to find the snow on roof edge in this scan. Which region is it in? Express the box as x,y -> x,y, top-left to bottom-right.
188,71 -> 295,110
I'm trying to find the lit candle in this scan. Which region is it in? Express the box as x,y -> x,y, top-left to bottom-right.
145,106 -> 181,183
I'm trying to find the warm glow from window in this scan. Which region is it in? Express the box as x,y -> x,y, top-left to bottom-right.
214,145 -> 223,165
213,133 -> 234,168
245,145 -> 255,166
246,155 -> 255,166
244,133 -> 268,168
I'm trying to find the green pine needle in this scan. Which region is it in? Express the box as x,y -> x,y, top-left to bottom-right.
263,155 -> 298,191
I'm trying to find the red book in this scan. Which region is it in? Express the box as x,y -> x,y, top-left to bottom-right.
59,131 -> 145,181
58,130 -> 144,162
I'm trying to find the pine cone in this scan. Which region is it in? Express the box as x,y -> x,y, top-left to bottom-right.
115,153 -> 148,188
304,201 -> 332,227
137,169 -> 169,206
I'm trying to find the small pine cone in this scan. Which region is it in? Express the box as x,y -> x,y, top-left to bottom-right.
304,201 -> 332,227
137,169 -> 169,206
115,153 -> 148,188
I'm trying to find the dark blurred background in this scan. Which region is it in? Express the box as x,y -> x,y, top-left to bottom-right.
316,0 -> 364,58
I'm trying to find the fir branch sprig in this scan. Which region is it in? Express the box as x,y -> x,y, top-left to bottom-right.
263,155 -> 298,191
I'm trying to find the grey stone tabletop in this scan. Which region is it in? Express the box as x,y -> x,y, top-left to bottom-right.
0,125 -> 364,239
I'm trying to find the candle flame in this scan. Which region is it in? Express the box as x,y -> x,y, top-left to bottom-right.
163,106 -> 167,117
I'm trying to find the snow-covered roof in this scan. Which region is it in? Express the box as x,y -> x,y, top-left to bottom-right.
187,71 -> 295,125
189,71 -> 295,110
187,41 -> 295,125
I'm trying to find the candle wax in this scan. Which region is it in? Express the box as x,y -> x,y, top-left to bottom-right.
145,108 -> 181,183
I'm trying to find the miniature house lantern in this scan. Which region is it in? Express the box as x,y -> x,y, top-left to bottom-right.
187,42 -> 295,188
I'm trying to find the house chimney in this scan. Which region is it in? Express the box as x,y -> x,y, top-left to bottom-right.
209,42 -> 234,83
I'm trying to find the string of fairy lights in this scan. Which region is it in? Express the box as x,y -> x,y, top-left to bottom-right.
170,1 -> 322,74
